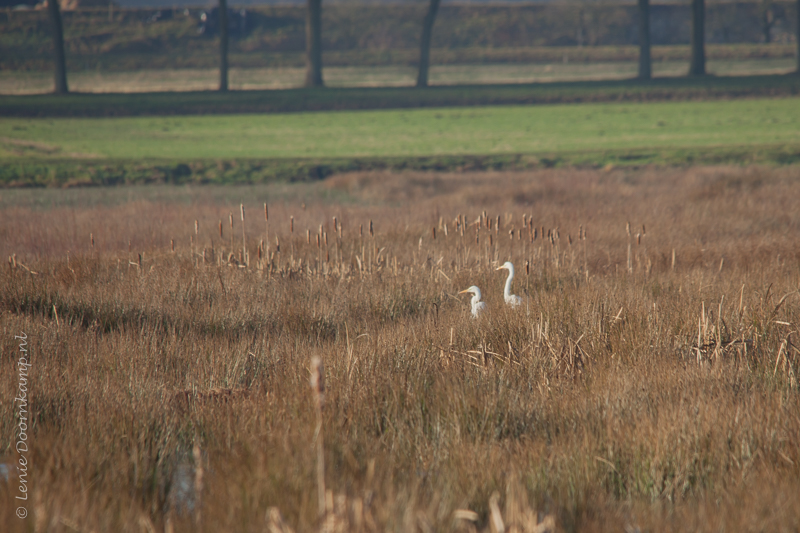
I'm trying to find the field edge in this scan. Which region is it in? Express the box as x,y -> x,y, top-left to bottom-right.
3,144 -> 800,188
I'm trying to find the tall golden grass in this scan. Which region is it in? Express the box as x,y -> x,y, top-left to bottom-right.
1,166 -> 799,532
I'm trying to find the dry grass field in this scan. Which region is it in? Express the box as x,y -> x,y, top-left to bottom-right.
1,166 -> 800,532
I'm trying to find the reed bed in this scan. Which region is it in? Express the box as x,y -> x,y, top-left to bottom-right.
1,165 -> 799,532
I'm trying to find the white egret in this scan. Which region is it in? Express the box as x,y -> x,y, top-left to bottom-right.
496,261 -> 523,307
459,286 -> 486,318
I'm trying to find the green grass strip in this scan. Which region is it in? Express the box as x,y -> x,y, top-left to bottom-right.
2,98 -> 799,161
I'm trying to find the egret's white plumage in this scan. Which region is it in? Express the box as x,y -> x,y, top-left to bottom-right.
496,261 -> 523,307
459,286 -> 487,318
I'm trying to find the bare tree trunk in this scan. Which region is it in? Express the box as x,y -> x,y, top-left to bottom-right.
689,0 -> 706,76
219,0 -> 229,91
417,0 -> 441,88
637,0 -> 651,79
47,0 -> 68,94
305,0 -> 323,87
760,0 -> 774,43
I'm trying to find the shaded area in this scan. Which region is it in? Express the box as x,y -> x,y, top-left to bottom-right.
1,74 -> 799,117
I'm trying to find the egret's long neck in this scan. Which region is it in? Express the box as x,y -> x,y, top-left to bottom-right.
504,267 -> 515,298
472,293 -> 481,307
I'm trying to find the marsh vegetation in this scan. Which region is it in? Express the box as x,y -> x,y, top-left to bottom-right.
1,166 -> 799,531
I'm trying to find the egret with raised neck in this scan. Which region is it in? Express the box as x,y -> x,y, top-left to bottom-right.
496,261 -> 522,307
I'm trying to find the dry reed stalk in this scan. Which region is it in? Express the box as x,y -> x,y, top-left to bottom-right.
310,356 -> 326,521
267,507 -> 295,533
240,204 -> 247,266
265,203 -> 270,252
193,441 -> 204,531
489,491 -> 505,533
229,213 -> 234,254
626,221 -> 633,274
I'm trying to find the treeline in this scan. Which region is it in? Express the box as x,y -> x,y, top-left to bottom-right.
3,0 -> 798,94
3,2 -> 797,65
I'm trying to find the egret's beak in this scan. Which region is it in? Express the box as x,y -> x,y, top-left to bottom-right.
458,289 -> 470,294
495,265 -> 505,271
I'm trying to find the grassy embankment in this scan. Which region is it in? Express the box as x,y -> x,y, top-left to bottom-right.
1,95 -> 799,186
1,166 -> 799,532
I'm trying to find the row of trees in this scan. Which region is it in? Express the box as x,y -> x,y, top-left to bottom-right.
46,0 -> 800,95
